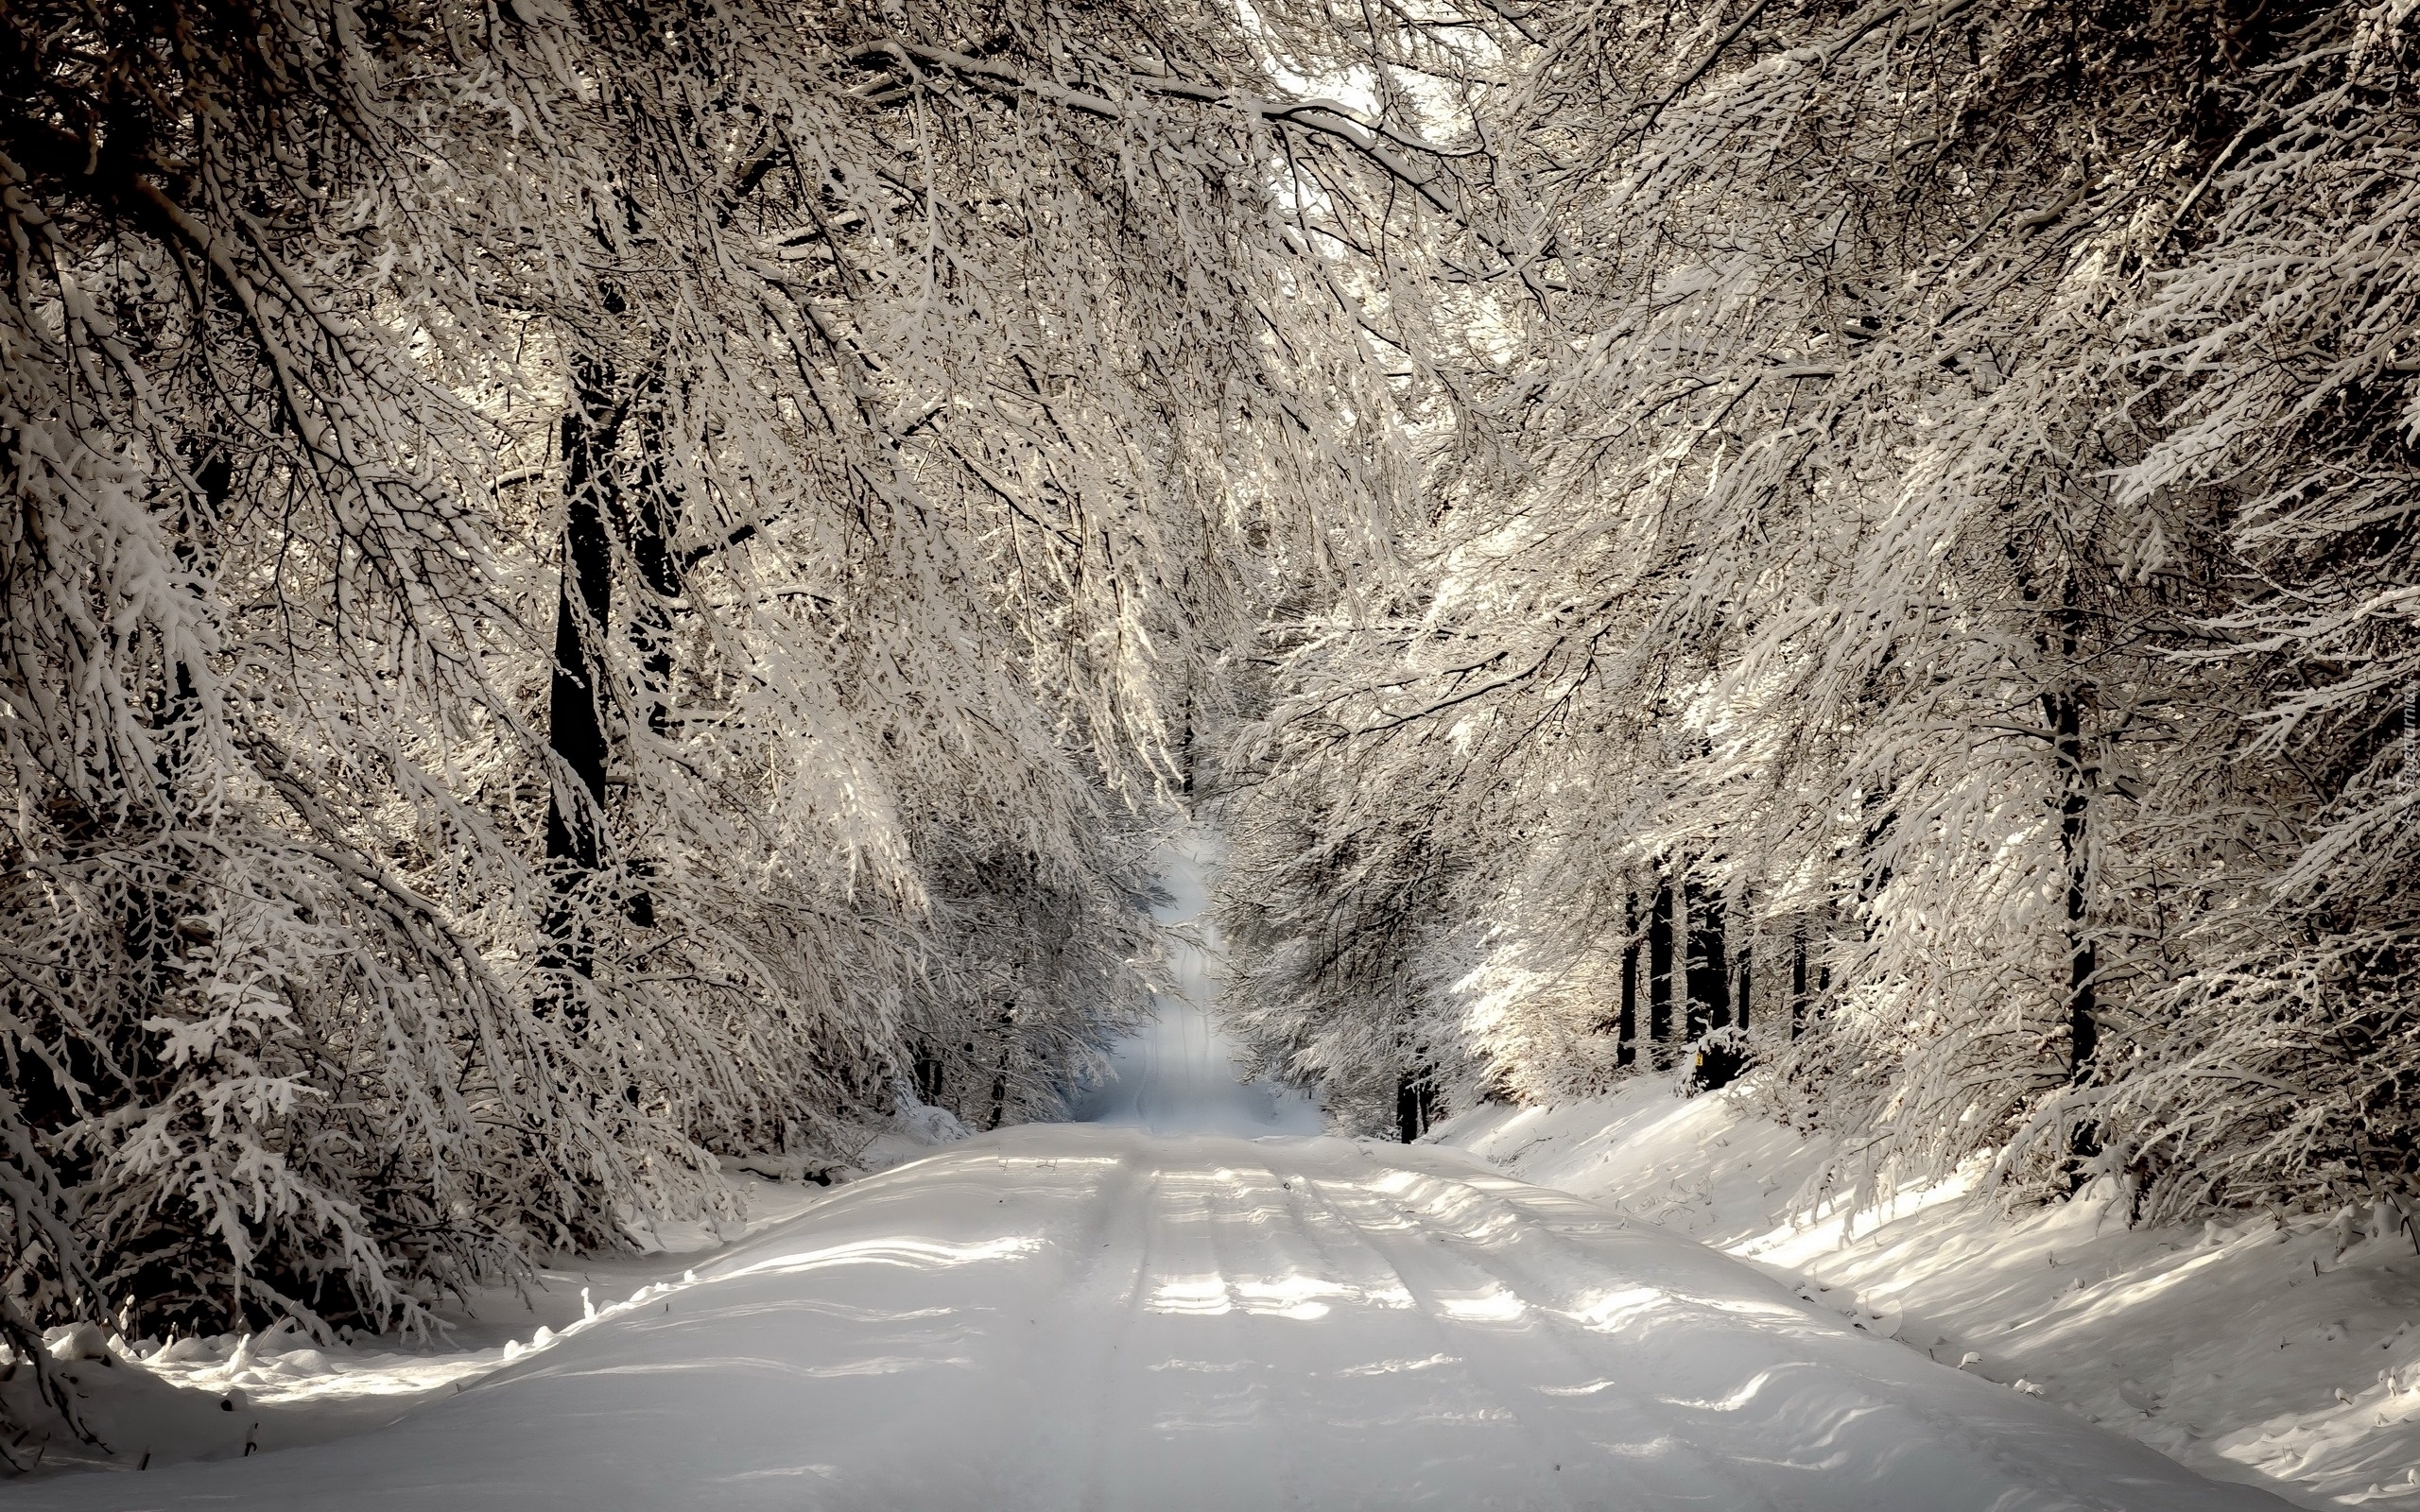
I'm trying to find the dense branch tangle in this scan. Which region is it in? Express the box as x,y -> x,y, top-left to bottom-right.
0,0 -> 1491,1438
1216,0 -> 2420,1231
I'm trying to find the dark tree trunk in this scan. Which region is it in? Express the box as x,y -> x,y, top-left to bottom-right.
1685,880 -> 1728,1037
988,1002 -> 1017,1131
1182,688 -> 1197,799
1648,876 -> 1675,1067
127,448 -> 232,998
618,398 -> 685,930
912,1043 -> 946,1105
1858,794 -> 1895,943
1617,888 -> 1638,1068
2047,696 -> 2096,1079
2044,581 -> 2100,1182
542,359 -> 620,984
1790,926 -> 1809,1040
2008,546 -> 2099,1095
1396,1069 -> 1440,1143
541,356 -> 689,958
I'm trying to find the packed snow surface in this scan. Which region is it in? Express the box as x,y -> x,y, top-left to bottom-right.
12,853 -> 2292,1509
1432,1079 -> 2420,1508
24,1122 -> 2288,1511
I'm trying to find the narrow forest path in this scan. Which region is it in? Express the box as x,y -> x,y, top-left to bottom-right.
26,1124 -> 2292,1512
24,846 -> 2293,1511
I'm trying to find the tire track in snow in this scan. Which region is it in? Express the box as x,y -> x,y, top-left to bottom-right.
1306,1156 -> 1761,1511
1356,1160 -> 2143,1512
1272,1156 -> 1588,1508
995,1148 -> 1154,1511
1082,1160 -> 1291,1509
1070,1162 -> 1162,1512
1198,1156 -> 1320,1503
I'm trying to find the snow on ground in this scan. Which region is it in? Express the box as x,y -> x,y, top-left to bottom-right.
1429,1076 -> 2420,1509
0,842 -> 2304,1509
13,1122 -> 2289,1511
0,1167 -> 860,1477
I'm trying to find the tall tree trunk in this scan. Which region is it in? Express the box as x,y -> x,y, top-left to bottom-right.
125,447 -> 232,1004
1617,887 -> 1638,1068
1685,879 -> 1728,1037
1396,1065 -> 1439,1143
1790,925 -> 1809,1040
542,358 -> 620,987
2054,691 -> 2097,1081
1182,687 -> 1197,799
2047,639 -> 2097,1080
1858,793 -> 1895,944
1648,874 -> 1675,1068
541,358 -> 687,962
988,1001 -> 1017,1132
619,397 -> 684,930
2044,579 -> 2099,1189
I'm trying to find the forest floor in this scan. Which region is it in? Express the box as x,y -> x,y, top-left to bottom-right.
1430,1078 -> 2420,1510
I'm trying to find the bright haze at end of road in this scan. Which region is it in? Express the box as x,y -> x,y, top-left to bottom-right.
1067,837 -> 1323,1138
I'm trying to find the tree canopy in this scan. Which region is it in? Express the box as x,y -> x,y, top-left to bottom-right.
9,0 -> 2420,1452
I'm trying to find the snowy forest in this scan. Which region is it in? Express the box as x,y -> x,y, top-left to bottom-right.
7,0 -> 2420,1470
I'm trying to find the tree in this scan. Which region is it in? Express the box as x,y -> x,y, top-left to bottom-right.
0,0 -> 1476,1436
1219,0 -> 2420,1222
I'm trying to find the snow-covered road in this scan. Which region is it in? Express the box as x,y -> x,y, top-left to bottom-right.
21,846 -> 2295,1510
31,1122 -> 2289,1512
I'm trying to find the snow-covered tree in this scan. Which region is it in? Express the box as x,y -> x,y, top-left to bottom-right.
1221,0 -> 2420,1229
2082,3 -> 2420,1222
0,0 -> 1475,1433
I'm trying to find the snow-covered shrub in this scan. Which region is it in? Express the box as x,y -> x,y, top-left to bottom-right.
1680,1029 -> 1755,1098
